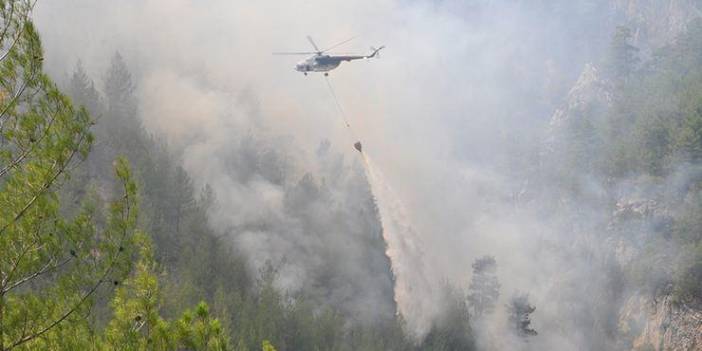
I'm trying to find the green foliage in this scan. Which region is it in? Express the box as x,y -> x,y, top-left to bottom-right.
172,302 -> 230,350
541,21 -> 702,303
598,20 -> 702,177
595,21 -> 702,301
603,26 -> 639,82
77,51 -> 253,313
101,232 -> 172,351
261,340 -> 276,351
1,154 -> 141,351
0,2 -> 136,349
99,195 -> 230,351
0,5 -> 237,349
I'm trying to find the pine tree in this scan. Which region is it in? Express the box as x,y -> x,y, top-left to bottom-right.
261,340 -> 277,351
506,293 -> 537,339
466,256 -> 500,318
65,60 -> 107,192
0,2 -> 141,349
102,51 -> 147,161
101,231 -> 173,350
0,153 -> 140,350
98,164 -> 230,351
104,52 -> 137,126
674,105 -> 702,164
68,60 -> 102,117
604,26 -> 639,82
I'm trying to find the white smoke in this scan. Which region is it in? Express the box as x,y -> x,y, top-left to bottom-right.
31,0 -> 679,347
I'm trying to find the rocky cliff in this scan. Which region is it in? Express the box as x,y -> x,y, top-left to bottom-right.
620,295 -> 702,351
543,2 -> 702,349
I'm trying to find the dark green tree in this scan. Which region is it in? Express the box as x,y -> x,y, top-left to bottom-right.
102,234 -> 230,351
604,26 -> 639,82
0,2 -> 138,349
68,60 -> 102,117
101,51 -> 148,165
104,52 -> 137,127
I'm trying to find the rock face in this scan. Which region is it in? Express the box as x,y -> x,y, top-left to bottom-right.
544,63 -> 613,155
546,0 -> 702,142
548,63 -> 613,128
620,295 -> 702,351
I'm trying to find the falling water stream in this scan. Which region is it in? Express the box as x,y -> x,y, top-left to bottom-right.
325,76 -> 435,334
360,154 -> 435,334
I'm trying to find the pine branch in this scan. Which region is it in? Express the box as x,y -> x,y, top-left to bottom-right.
0,57 -> 40,122
0,129 -> 89,236
0,2 -> 17,46
1,257 -> 72,294
0,2 -> 31,64
0,97 -> 60,178
7,171 -> 135,349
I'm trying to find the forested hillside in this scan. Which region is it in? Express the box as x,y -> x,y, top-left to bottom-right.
537,18 -> 702,350
547,19 -> 702,303
4,0 -> 702,350
63,52 -> 420,350
0,1 -> 464,349
0,2 -> 231,349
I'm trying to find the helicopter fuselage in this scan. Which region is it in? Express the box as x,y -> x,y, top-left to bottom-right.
280,43 -> 383,75
275,37 -> 383,75
295,55 -> 362,73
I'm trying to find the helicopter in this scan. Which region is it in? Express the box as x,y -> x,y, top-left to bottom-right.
274,36 -> 384,76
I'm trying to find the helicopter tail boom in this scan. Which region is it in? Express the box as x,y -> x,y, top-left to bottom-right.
368,46 -> 385,58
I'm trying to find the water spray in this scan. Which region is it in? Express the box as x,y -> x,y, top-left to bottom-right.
324,76 -> 434,334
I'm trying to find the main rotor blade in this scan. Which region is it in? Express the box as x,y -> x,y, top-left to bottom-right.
306,35 -> 321,52
272,52 -> 316,55
322,36 -> 357,52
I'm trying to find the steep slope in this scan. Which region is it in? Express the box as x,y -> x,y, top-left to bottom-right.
62,56 -> 408,349
620,295 -> 702,351
541,6 -> 702,349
